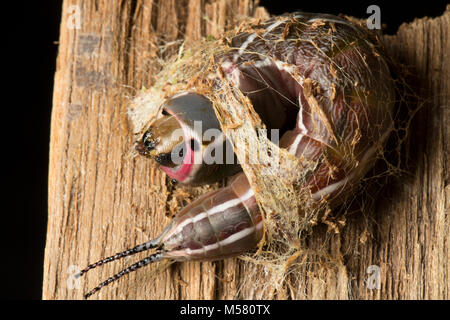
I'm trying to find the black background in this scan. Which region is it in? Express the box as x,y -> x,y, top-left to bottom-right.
5,0 -> 447,300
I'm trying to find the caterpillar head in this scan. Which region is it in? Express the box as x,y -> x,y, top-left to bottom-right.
136,92 -> 241,184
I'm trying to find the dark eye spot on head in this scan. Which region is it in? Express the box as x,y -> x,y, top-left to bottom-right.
144,140 -> 155,149
162,108 -> 169,116
142,131 -> 156,150
190,139 -> 200,152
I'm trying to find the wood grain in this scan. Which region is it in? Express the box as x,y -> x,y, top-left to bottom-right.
43,1 -> 449,299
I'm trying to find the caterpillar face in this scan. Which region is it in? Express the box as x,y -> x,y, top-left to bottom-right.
136,92 -> 241,184
136,116 -> 184,167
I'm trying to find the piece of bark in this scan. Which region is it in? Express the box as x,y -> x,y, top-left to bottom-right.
44,0 -> 449,300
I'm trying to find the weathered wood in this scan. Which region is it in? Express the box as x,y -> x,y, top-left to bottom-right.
44,0 -> 449,300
